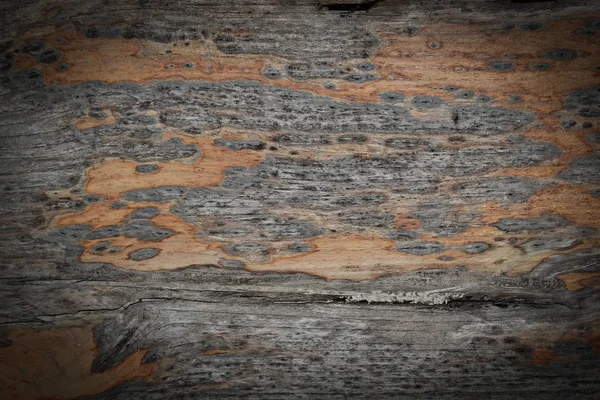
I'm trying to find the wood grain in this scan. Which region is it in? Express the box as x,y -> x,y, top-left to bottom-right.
0,0 -> 599,398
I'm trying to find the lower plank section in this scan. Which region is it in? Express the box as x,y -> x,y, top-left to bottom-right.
1,283 -> 598,399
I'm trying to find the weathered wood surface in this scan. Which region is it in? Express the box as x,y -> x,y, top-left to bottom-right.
0,0 -> 599,398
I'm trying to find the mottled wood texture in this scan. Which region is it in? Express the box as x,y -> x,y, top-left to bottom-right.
1,0 -> 599,398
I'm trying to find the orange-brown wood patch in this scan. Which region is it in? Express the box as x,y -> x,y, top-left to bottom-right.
0,325 -> 155,400
558,272 -> 600,291
30,17 -> 600,283
15,18 -> 600,111
85,133 -> 264,198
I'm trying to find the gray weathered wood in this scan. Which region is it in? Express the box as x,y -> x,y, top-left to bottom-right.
0,0 -> 599,398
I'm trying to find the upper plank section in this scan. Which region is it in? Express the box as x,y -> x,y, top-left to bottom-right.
0,0 -> 599,293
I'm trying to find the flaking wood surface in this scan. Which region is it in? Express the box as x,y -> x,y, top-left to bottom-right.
0,0 -> 599,398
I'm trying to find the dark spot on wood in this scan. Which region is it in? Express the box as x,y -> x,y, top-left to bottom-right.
56,63 -> 69,72
542,49 -> 577,61
530,62 -> 550,71
462,242 -> 491,254
128,247 -> 160,260
129,207 -> 160,219
488,61 -> 513,72
561,120 -> 577,130
110,201 -> 127,209
263,67 -> 282,79
136,164 -> 160,174
412,95 -> 443,108
318,0 -> 383,13
37,48 -> 62,64
395,241 -> 445,255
